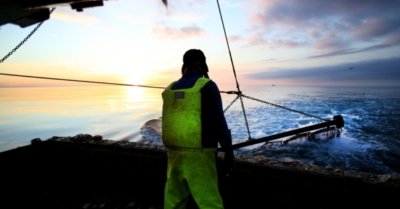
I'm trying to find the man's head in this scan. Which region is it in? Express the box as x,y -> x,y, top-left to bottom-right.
181,49 -> 209,77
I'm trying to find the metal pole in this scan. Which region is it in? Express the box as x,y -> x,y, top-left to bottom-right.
231,115 -> 344,150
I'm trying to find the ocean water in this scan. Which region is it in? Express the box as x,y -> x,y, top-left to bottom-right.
224,86 -> 400,175
1,85 -> 399,175
0,86 -> 163,151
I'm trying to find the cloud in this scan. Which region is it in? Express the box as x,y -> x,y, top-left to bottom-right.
152,25 -> 206,39
384,30 -> 400,45
245,0 -> 400,55
245,56 -> 400,86
163,12 -> 205,23
308,43 -> 392,59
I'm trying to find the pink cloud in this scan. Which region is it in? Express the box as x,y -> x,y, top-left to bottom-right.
152,25 -> 206,39
352,17 -> 394,40
313,33 -> 348,50
244,0 -> 400,54
385,31 -> 400,45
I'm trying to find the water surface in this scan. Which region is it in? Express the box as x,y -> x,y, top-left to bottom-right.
1,85 -> 399,174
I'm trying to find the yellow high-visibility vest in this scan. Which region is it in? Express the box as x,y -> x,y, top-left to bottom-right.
162,77 -> 210,148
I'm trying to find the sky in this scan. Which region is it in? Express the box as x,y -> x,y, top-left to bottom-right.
0,0 -> 400,89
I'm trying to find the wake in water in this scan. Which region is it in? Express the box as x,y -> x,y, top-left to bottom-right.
139,117 -> 398,175
138,86 -> 400,175
139,118 -> 163,145
222,88 -> 400,175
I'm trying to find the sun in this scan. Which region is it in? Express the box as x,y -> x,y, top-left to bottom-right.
123,64 -> 153,85
125,73 -> 146,85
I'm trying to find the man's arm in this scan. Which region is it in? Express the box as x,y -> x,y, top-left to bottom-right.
201,81 -> 233,152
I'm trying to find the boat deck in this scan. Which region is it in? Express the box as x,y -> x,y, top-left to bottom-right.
1,137 -> 399,209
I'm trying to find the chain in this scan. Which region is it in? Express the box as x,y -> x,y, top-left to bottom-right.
241,94 -> 328,122
221,91 -> 329,141
0,8 -> 56,63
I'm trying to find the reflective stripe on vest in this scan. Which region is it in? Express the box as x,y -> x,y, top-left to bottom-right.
162,77 -> 210,148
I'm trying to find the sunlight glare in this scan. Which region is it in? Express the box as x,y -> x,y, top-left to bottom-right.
124,86 -> 145,102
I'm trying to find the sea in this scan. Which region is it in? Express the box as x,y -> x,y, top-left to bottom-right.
1,85 -> 399,175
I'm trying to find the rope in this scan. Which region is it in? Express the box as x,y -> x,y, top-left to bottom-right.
238,94 -> 252,139
224,95 -> 240,113
216,0 -> 252,139
0,73 -> 165,89
215,1 -> 328,139
0,8 -> 56,63
216,0 -> 240,92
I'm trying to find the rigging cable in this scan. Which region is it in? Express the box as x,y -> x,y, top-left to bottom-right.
0,73 -> 165,89
0,72 -> 329,122
0,8 -> 56,63
216,0 -> 252,139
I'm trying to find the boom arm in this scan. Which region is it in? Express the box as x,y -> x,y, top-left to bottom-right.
231,115 -> 344,150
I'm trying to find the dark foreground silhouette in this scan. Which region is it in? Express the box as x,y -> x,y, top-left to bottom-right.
1,135 -> 399,209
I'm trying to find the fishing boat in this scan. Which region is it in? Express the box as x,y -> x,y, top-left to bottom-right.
1,1 -> 399,209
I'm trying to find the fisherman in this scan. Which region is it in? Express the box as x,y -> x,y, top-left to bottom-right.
162,49 -> 234,209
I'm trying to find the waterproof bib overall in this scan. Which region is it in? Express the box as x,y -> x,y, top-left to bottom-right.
162,77 -> 224,209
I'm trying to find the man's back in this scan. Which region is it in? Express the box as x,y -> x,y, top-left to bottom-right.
171,72 -> 230,149
162,49 -> 233,209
